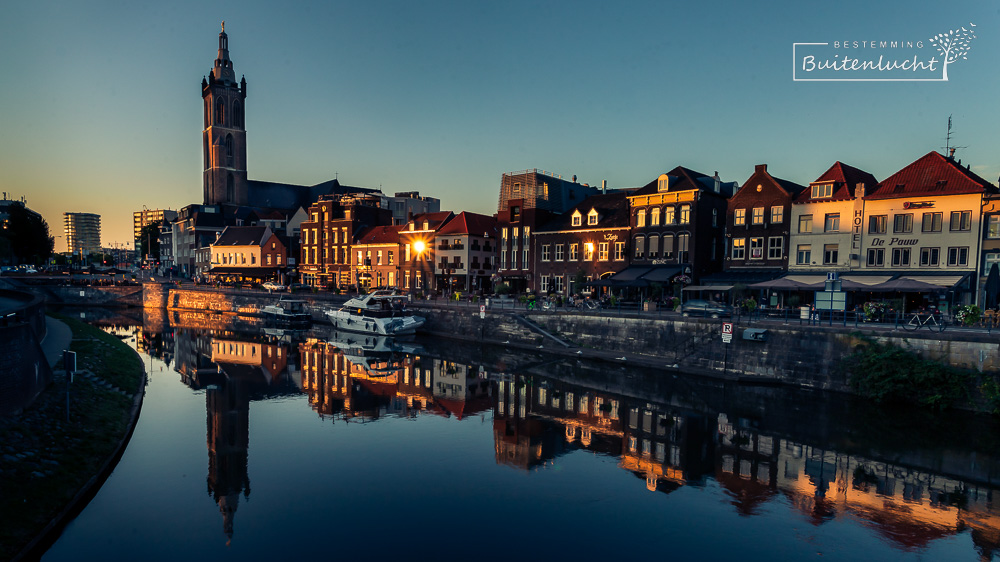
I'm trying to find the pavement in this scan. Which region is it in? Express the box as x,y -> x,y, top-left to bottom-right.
39,315 -> 73,369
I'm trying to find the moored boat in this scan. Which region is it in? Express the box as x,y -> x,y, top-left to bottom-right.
325,290 -> 425,335
261,297 -> 312,325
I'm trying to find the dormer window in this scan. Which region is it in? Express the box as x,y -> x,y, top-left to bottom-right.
587,209 -> 599,225
811,183 -> 834,198
423,220 -> 429,230
571,211 -> 582,227
657,174 -> 669,192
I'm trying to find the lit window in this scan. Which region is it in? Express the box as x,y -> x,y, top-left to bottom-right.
636,210 -> 646,228
770,206 -> 783,224
731,238 -> 745,260
752,207 -> 764,225
734,209 -> 746,226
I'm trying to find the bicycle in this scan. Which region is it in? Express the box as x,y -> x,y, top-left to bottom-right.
902,311 -> 945,332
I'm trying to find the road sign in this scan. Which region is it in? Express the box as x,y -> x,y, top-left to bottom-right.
480,305 -> 485,319
722,322 -> 733,344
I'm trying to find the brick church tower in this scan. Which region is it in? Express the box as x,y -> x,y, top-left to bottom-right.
202,23 -> 248,206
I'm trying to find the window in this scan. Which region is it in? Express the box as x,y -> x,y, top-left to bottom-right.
869,215 -> 887,234
555,244 -> 564,261
948,247 -> 969,266
388,251 -> 394,265
377,250 -> 383,266
540,275 -> 550,293
524,226 -> 530,239
731,238 -> 745,260
522,248 -> 529,269
678,233 -> 690,262
634,236 -> 645,259
614,242 -> 625,260
679,205 -> 690,224
225,134 -> 234,165
501,227 -> 508,241
570,243 -> 579,260
751,207 -> 765,225
664,206 -> 675,224
215,98 -> 225,125
811,183 -> 833,198
922,212 -> 942,232
796,244 -> 811,265
598,242 -> 609,261
572,212 -> 582,227
584,243 -> 594,261
554,275 -> 564,293
893,213 -> 913,233
501,249 -> 506,269
867,248 -> 885,267
823,244 -> 838,265
770,206 -> 783,224
920,247 -> 939,266
657,175 -> 669,192
712,208 -> 718,227
588,210 -> 598,226
825,213 -> 840,232
541,245 -> 551,261
891,248 -> 910,267
734,209 -> 746,226
647,235 -> 659,259
636,210 -> 645,228
767,237 -> 783,259
650,208 -> 661,226
950,211 -> 972,231
660,234 -> 674,259
512,182 -> 521,194
749,237 -> 763,259
989,216 -> 1000,239
984,253 -> 1000,274
798,215 -> 813,233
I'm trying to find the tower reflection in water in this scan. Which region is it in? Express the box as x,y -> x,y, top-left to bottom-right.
138,317 -> 1000,559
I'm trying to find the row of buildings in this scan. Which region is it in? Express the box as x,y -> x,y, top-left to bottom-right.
130,26 -> 1000,311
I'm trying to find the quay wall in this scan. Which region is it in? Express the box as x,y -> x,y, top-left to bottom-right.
0,290 -> 53,416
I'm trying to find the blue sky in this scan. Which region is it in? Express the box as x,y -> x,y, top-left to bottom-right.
2,0 -> 997,248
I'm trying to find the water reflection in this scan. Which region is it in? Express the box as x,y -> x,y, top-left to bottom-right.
79,308 -> 1000,559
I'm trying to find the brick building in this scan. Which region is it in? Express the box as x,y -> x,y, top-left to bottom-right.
299,194 -> 392,289
724,164 -> 806,276
398,211 -> 454,294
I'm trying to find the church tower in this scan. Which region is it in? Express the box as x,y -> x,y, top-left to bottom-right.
202,22 -> 248,206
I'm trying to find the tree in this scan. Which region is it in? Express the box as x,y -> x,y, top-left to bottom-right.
930,23 -> 976,81
0,205 -> 53,265
137,222 -> 161,262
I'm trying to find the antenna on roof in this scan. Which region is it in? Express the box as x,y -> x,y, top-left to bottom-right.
942,114 -> 967,158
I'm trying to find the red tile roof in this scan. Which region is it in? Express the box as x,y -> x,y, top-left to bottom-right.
794,162 -> 878,203
437,211 -> 497,236
867,151 -> 997,200
357,225 -> 404,245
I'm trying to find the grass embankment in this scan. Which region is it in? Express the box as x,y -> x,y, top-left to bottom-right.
0,315 -> 144,560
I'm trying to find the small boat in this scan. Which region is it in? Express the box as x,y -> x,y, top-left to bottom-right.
261,297 -> 312,325
326,290 -> 425,336
326,331 -> 424,378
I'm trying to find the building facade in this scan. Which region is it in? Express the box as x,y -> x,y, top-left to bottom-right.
173,204 -> 225,278
398,211 -> 454,294
208,226 -> 287,283
299,194 -> 392,289
63,212 -> 101,257
533,192 -> 632,296
352,225 -> 404,290
498,169 -> 601,214
202,24 -> 249,207
134,208 -> 178,248
433,211 -> 497,294
725,164 -> 806,275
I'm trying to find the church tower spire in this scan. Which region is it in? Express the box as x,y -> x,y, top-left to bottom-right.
203,22 -> 248,206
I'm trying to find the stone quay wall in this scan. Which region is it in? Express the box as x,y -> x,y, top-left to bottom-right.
0,290 -> 53,416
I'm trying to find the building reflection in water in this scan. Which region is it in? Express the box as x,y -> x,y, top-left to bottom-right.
129,311 -> 1000,560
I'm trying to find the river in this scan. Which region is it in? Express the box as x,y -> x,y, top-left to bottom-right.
40,308 -> 1000,561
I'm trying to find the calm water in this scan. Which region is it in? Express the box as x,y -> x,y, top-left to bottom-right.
42,308 -> 1000,561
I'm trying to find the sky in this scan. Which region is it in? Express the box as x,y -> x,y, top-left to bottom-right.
2,0 -> 999,250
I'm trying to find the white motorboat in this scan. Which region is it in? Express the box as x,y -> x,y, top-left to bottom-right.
261,297 -> 312,325
326,290 -> 425,335
326,331 -> 424,378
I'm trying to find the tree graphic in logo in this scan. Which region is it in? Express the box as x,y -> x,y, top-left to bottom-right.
929,23 -> 976,80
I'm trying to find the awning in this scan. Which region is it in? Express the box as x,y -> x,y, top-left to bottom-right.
839,275 -> 892,286
749,277 -> 812,289
784,275 -> 828,285
607,266 -> 654,281
898,274 -> 969,289
682,285 -> 735,292
639,266 -> 683,283
867,278 -> 943,292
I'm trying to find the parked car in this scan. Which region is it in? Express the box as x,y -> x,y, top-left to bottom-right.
680,299 -> 732,318
262,281 -> 286,291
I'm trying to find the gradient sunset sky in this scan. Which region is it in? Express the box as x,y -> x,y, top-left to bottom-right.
3,0 -> 998,249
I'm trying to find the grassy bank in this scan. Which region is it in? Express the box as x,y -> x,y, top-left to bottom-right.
0,315 -> 144,560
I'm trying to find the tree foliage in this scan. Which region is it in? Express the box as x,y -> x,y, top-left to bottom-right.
0,205 -> 53,265
843,335 -> 972,411
137,222 -> 161,260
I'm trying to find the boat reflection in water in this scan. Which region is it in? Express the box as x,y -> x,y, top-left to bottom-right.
122,311 -> 1000,559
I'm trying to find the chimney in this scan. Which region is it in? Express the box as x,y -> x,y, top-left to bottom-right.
602,179 -> 607,194
856,182 -> 866,198
755,164 -> 767,173
949,148 -> 956,158
572,174 -> 577,183
713,171 -> 721,193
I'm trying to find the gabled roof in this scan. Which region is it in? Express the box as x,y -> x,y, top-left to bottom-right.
213,226 -> 271,247
736,164 -> 806,201
794,161 -> 878,203
629,166 -> 737,198
402,211 -> 454,232
536,192 -> 631,232
867,151 -> 997,200
356,225 -> 404,245
437,211 -> 497,236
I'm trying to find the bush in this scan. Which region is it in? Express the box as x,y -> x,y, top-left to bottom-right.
955,304 -> 982,326
843,335 -> 972,410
